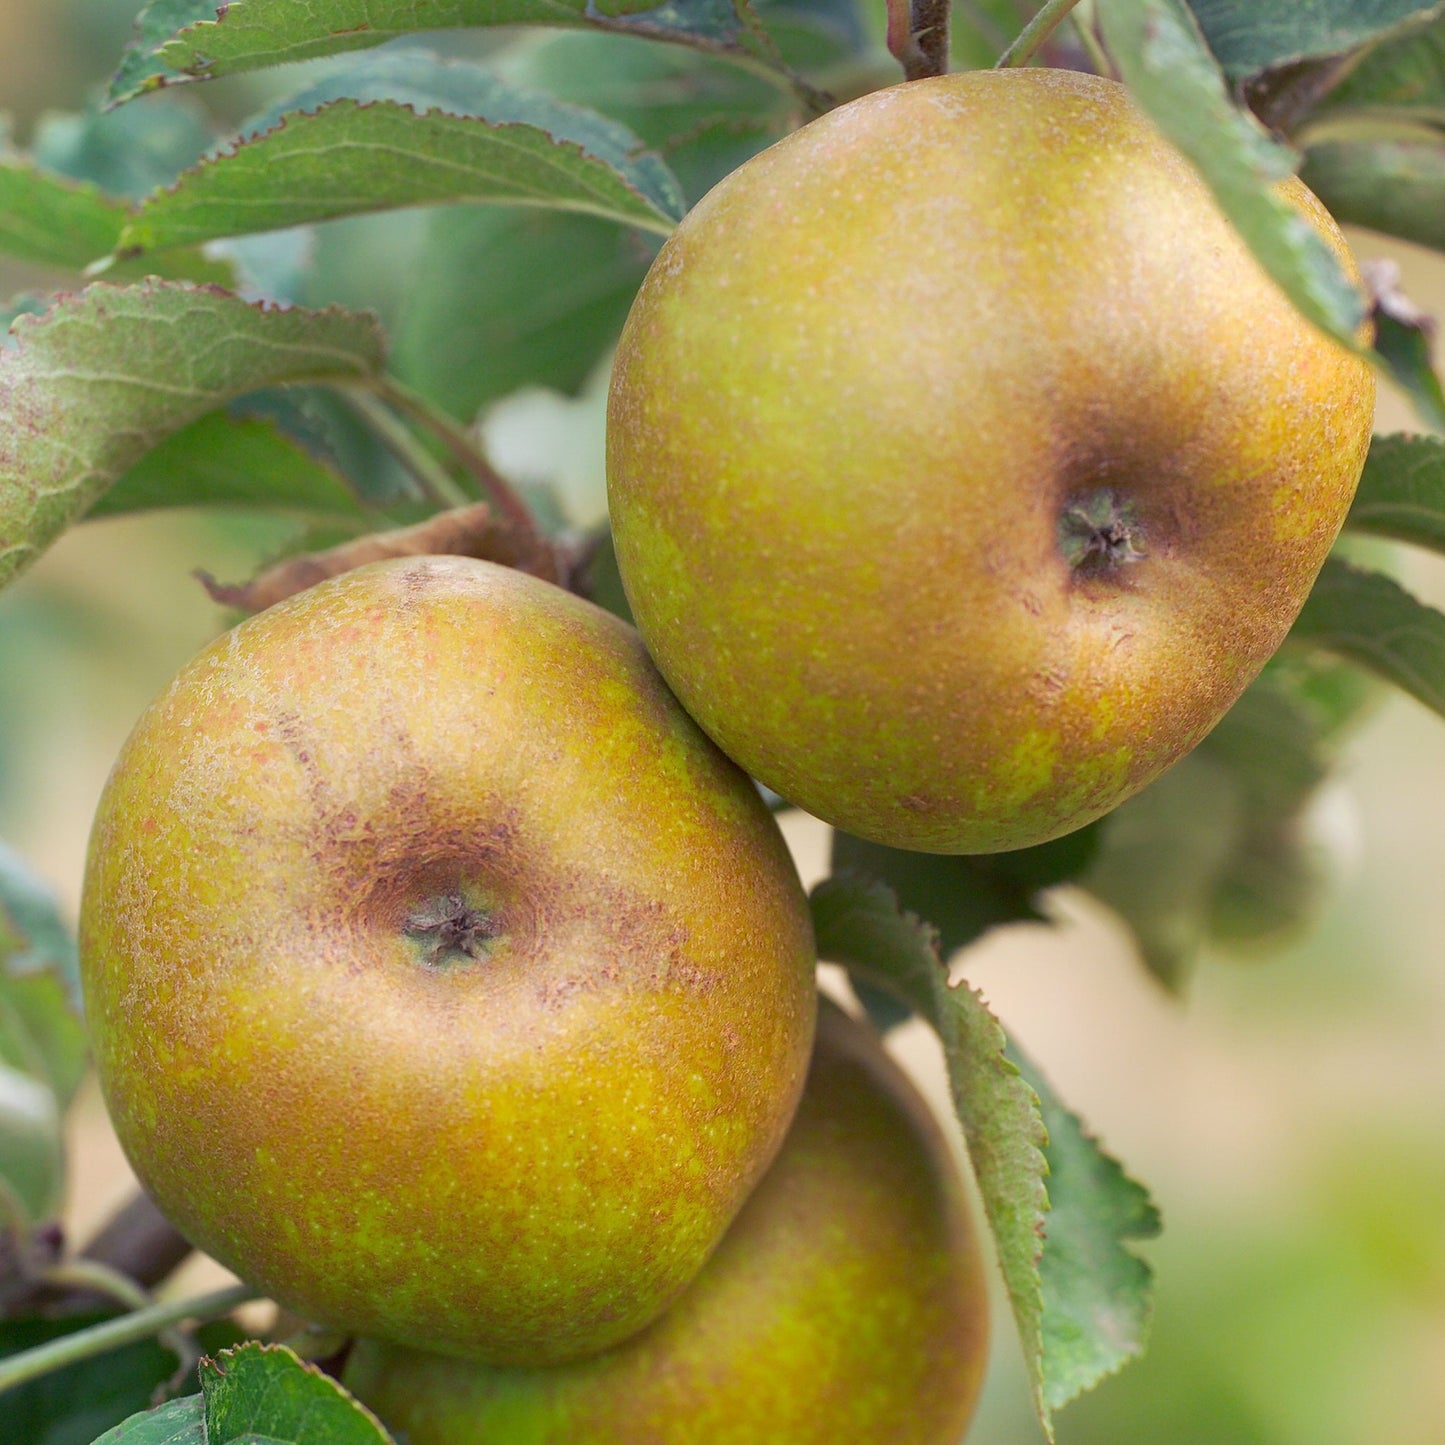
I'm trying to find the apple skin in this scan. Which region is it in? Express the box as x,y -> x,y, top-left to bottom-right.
78,556 -> 817,1365
343,998 -> 989,1444
606,68 -> 1376,854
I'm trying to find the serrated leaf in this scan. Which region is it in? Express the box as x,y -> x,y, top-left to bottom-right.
809,876 -> 1055,1434
112,0 -> 227,105
1099,0 -> 1369,348
830,824 -> 1100,964
201,1343 -> 393,1445
0,157 -> 232,288
92,409 -> 365,518
109,0 -> 756,105
1290,556 -> 1445,717
1344,433 -> 1445,552
1013,1048 -> 1159,1411
1188,0 -> 1445,81
0,281 -> 386,591
119,53 -> 683,256
6,1323 -> 196,1445
1301,138 -> 1445,253
2,1320 -> 243,1444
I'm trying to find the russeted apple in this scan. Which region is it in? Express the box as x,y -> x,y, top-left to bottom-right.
606,67 -> 1376,854
343,999 -> 989,1444
78,556 -> 817,1365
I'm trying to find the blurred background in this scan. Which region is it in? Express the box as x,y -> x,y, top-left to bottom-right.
4,3 -> 1445,1441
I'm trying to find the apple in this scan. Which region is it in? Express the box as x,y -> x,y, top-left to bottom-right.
343,998 -> 989,1444
77,556 -> 817,1365
606,67 -> 1376,854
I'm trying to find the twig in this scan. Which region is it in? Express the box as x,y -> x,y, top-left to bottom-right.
0,1281 -> 258,1396
997,0 -> 1084,68
887,0 -> 950,80
32,1259 -> 199,1378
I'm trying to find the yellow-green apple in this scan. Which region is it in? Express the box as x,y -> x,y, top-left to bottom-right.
78,556 -> 817,1365
343,998 -> 989,1443
606,67 -> 1376,853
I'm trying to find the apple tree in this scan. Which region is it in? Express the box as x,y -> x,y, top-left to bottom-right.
1,0 -> 1444,1441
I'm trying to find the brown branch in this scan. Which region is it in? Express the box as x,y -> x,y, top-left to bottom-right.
887,0 -> 950,80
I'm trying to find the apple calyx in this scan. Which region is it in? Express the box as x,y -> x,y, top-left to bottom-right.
403,892 -> 498,967
1058,488 -> 1146,574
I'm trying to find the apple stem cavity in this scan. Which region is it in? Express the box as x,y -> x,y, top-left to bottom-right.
403,893 -> 499,968
1058,489 -> 1146,574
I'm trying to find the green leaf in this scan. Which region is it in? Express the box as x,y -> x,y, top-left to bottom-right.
29,95 -> 216,202
0,840 -> 80,1009
1085,753 -> 1244,987
1099,0 -> 1369,348
1344,432 -> 1445,551
1014,1047 -> 1160,1412
92,409 -> 365,518
952,0 -> 1033,69
811,876 -> 1160,1432
0,159 -> 126,270
830,824 -> 1100,965
1371,301 -> 1445,432
93,1396 -> 205,1445
108,0 -> 757,105
499,33 -> 793,204
1300,138 -> 1445,252
1202,668 -> 1335,816
1308,11 -> 1445,122
0,1318 -> 244,1445
1290,556 -> 1445,717
1187,0 -> 1445,81
1084,658 -> 1360,983
0,842 -> 86,1222
0,281 -> 386,591
2,1320 -> 195,1445
118,53 -> 684,256
201,1342 -> 394,1444
0,156 -> 232,288
810,876 -> 1056,1433
0,1063 -> 64,1226
111,0 -> 226,105
392,205 -> 651,421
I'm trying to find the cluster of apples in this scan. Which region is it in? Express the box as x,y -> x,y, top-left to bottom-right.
77,69 -> 1373,1443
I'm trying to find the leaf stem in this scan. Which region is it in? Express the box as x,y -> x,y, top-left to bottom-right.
371,377 -> 543,542
38,1259 -> 151,1314
1070,1 -> 1115,78
337,388 -> 472,511
0,1281 -> 258,1396
997,0 -> 1085,68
